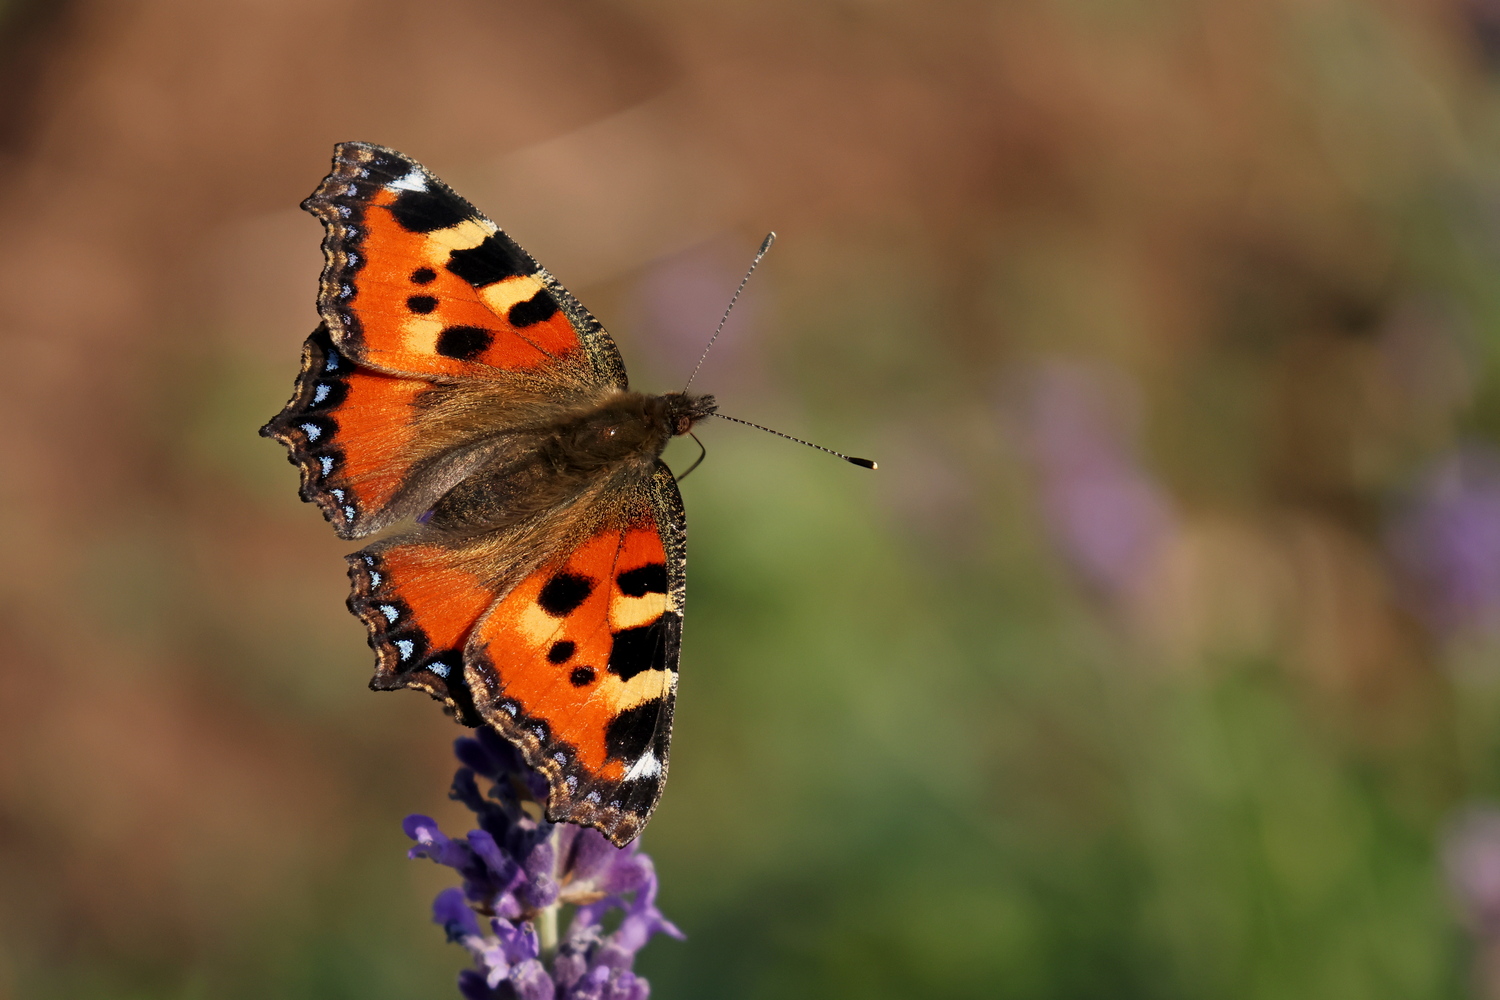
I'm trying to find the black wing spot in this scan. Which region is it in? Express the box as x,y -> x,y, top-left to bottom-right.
617,563 -> 667,598
548,640 -> 575,664
605,700 -> 662,761
570,666 -> 596,687
445,232 -> 533,287
538,573 -> 593,617
435,325 -> 493,361
608,617 -> 665,681
410,267 -> 437,284
507,289 -> 558,328
387,188 -> 469,233
406,295 -> 438,314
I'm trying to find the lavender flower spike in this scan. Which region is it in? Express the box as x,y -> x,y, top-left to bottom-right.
405,729 -> 683,999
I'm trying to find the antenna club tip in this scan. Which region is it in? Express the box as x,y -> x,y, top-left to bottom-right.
758,232 -> 777,253
847,457 -> 877,470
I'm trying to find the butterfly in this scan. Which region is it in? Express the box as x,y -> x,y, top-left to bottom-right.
261,142 -> 720,846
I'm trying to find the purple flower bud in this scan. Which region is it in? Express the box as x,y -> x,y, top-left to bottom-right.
405,815 -> 473,869
604,970 -> 650,1000
449,767 -> 489,815
608,904 -> 683,962
467,830 -> 520,887
492,917 -> 540,963
553,934 -> 594,991
493,894 -> 523,922
565,965 -> 651,1000
598,850 -> 651,898
571,901 -> 609,935
569,966 -> 614,1000
455,732 -> 522,779
476,945 -> 512,987
433,888 -> 482,941
560,827 -> 611,882
509,959 -> 557,1000
458,969 -> 499,1000
518,839 -> 560,909
453,739 -> 490,775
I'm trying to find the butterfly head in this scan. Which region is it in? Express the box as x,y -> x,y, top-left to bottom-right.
555,392 -> 717,473
659,391 -> 718,437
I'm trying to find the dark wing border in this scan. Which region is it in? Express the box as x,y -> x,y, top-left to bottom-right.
259,323 -> 368,538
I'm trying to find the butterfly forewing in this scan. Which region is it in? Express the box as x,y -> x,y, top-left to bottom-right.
303,142 -> 626,387
264,144 -> 696,846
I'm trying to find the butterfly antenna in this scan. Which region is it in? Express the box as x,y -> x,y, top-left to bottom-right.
714,413 -> 877,470
683,232 -> 776,392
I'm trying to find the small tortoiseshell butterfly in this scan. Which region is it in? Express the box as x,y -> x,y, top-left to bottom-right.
262,142 -> 720,846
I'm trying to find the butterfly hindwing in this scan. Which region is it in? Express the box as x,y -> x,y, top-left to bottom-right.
346,539 -> 499,724
464,464 -> 686,846
303,141 -> 626,388
338,464 -> 687,844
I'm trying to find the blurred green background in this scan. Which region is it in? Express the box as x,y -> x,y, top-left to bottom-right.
7,0 -> 1500,996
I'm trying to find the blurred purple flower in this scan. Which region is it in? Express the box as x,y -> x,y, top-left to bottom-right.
629,241 -> 768,397
407,729 -> 683,999
1386,446 -> 1500,636
1445,805 -> 1500,937
1018,361 -> 1177,602
636,244 -> 762,358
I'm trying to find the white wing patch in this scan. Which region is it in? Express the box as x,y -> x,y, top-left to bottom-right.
624,750 -> 662,781
386,168 -> 429,192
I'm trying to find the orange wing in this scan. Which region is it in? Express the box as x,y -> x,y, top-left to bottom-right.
263,144 -> 632,539
303,142 -> 626,387
260,325 -> 442,538
464,467 -> 686,846
345,537 -> 502,724
341,465 -> 686,846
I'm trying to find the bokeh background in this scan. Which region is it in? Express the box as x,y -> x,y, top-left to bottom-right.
8,0 -> 1500,996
